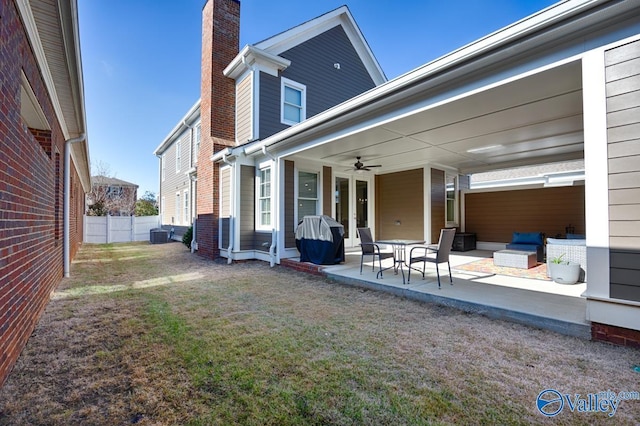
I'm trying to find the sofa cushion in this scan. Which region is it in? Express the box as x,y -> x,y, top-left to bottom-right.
511,232 -> 543,245
506,243 -> 540,252
566,233 -> 585,239
547,237 -> 585,246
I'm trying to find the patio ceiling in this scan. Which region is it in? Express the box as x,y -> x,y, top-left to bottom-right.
293,60 -> 584,175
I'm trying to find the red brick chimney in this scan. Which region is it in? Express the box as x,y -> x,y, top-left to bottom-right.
197,0 -> 240,259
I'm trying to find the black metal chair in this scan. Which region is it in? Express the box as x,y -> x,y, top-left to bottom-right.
407,228 -> 456,288
357,228 -> 394,277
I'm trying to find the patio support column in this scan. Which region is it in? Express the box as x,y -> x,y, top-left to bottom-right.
582,49 -> 610,299
423,166 -> 431,244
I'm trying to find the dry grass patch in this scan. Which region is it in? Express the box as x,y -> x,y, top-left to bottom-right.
0,242 -> 638,425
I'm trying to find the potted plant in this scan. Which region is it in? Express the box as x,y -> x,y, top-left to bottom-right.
548,253 -> 580,284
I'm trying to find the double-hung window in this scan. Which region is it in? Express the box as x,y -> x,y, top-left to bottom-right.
184,190 -> 189,224
258,167 -> 272,228
298,171 -> 318,219
281,78 -> 306,126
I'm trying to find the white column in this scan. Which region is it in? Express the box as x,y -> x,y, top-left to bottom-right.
582,49 -> 610,299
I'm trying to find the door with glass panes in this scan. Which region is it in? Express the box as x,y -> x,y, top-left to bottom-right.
334,175 -> 371,247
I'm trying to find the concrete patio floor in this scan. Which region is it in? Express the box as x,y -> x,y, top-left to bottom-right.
308,248 -> 590,339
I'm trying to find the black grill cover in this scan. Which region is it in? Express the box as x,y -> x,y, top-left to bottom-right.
295,215 -> 345,265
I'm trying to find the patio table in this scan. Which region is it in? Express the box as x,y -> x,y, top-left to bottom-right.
374,239 -> 425,284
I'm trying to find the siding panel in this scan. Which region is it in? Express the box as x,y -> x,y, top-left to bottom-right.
240,165 -> 255,250
236,75 -> 253,144
285,161 -> 296,248
323,166 -> 332,216
464,186 -> 585,243
376,169 -> 424,240
605,40 -> 640,303
220,167 -> 231,217
260,26 -> 377,139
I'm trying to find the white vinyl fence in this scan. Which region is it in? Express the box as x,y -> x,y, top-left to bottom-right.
84,215 -> 161,243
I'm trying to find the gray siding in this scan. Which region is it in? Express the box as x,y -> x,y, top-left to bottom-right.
606,39 -> 640,302
160,130 -> 191,227
259,25 -> 377,139
236,74 -> 253,144
240,165 -> 255,251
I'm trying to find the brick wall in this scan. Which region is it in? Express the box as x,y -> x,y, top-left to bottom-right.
592,323 -> 640,349
0,0 -> 85,387
196,0 -> 239,259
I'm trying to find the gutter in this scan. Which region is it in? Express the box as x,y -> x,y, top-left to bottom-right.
64,134 -> 86,277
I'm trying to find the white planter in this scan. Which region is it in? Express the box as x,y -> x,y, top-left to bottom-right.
548,262 -> 580,284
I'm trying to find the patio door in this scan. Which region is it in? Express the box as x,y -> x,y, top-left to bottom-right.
334,175 -> 371,247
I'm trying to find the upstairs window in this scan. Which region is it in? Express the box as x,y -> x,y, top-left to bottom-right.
281,78 -> 306,126
194,124 -> 201,163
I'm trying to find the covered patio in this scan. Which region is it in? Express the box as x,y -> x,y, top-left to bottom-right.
284,247 -> 590,338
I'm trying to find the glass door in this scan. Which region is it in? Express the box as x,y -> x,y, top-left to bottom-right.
334,175 -> 370,247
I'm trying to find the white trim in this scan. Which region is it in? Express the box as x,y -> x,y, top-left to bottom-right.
256,164 -> 273,231
582,48 -> 610,299
281,78 -> 307,126
161,154 -> 166,182
587,299 -> 640,331
183,189 -> 189,225
175,141 -> 181,173
175,192 -> 181,225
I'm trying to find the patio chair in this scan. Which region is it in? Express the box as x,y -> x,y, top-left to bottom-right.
357,228 -> 394,276
407,228 -> 456,288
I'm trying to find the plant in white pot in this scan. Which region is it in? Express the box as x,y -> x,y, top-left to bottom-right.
548,253 -> 580,284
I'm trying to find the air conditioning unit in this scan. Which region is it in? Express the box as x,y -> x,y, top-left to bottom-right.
150,228 -> 169,244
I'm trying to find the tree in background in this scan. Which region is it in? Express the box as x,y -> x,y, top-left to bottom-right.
135,191 -> 159,216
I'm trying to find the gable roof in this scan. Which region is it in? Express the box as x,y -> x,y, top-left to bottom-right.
92,176 -> 139,188
224,5 -> 386,84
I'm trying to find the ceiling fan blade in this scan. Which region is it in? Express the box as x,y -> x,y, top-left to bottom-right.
365,164 -> 382,168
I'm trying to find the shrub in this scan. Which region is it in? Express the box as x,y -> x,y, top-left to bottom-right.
182,226 -> 193,249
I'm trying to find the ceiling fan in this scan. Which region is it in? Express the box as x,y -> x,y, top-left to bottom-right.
348,156 -> 382,172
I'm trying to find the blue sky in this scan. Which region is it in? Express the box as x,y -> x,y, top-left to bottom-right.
78,0 -> 557,196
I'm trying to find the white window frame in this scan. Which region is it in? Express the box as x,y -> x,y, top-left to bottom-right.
256,165 -> 272,230
296,170 -> 319,222
184,189 -> 189,224
445,174 -> 458,227
176,141 -> 181,172
280,77 -> 306,126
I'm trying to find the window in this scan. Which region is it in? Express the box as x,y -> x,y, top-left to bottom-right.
175,193 -> 180,225
258,167 -> 271,228
281,78 -> 306,125
194,124 -> 201,163
446,174 -> 457,225
161,154 -> 166,181
298,171 -> 318,219
106,186 -> 123,199
184,190 -> 189,224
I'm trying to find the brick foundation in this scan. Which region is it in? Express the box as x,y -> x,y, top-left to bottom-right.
280,258 -> 325,276
592,323 -> 640,348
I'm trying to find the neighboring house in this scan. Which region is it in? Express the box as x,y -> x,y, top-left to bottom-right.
183,0 -> 640,346
0,0 -> 90,386
88,176 -> 139,216
153,100 -> 201,239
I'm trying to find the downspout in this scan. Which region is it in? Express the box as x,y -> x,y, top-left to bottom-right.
262,146 -> 277,267
64,134 -> 86,277
222,153 -> 234,264
190,174 -> 197,253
